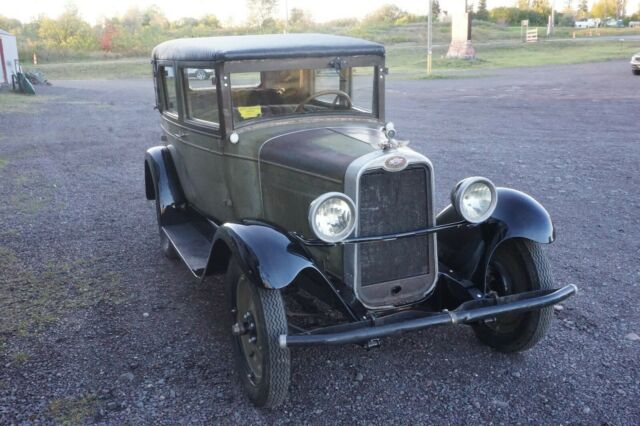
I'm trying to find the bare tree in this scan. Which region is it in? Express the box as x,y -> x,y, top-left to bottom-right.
247,0 -> 279,28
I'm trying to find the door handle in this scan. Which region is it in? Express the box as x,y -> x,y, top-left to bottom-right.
175,130 -> 189,140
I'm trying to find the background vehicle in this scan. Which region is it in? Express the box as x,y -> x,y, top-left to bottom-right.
575,19 -> 598,28
631,53 -> 640,75
187,68 -> 212,80
145,34 -> 577,407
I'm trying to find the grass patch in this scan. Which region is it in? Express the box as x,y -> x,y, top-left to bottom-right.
16,27 -> 640,80
25,57 -> 151,80
48,394 -> 97,425
386,39 -> 640,78
0,247 -> 126,340
0,91 -> 51,112
13,351 -> 29,363
3,170 -> 56,214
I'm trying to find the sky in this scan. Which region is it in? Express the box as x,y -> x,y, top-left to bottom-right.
4,0 -> 640,24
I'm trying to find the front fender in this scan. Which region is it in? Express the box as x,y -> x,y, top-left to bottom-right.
205,222 -> 322,289
437,188 -> 555,286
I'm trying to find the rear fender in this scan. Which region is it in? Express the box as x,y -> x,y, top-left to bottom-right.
437,188 -> 555,289
144,146 -> 185,226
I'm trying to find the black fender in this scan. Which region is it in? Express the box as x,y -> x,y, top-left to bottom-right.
436,188 -> 555,289
144,146 -> 185,226
205,222 -> 323,290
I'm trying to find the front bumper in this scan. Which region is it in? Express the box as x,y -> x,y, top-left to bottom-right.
631,61 -> 640,70
279,284 -> 577,347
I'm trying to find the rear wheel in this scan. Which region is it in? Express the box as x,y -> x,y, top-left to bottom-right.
195,69 -> 207,80
633,69 -> 640,76
472,239 -> 553,352
224,259 -> 290,407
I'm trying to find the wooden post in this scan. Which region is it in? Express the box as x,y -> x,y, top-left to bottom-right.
427,0 -> 433,76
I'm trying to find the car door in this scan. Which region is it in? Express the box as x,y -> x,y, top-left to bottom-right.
174,64 -> 234,222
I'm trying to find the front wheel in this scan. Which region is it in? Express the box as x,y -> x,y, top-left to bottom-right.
633,69 -> 640,76
472,239 -> 554,352
224,259 -> 290,407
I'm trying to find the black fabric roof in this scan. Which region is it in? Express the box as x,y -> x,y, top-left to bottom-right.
151,34 -> 385,62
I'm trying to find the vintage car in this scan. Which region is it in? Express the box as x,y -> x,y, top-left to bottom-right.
631,52 -> 640,75
146,34 -> 577,407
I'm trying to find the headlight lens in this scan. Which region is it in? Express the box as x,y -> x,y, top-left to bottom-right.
308,193 -> 356,243
451,177 -> 498,223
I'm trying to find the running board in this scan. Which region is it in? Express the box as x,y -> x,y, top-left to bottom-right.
160,209 -> 218,277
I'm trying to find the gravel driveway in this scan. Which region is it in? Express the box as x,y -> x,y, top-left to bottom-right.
1,60 -> 638,424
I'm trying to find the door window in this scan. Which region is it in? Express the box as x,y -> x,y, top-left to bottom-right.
162,66 -> 178,114
182,68 -> 219,126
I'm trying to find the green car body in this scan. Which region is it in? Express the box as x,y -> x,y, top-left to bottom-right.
145,34 -> 576,408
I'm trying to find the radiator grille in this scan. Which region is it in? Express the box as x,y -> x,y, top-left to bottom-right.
358,166 -> 432,287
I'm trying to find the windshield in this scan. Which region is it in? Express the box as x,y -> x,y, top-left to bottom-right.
230,66 -> 375,125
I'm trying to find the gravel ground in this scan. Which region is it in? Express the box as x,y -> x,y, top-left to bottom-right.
0,60 -> 638,424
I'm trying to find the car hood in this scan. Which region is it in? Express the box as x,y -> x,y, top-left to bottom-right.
259,126 -> 387,182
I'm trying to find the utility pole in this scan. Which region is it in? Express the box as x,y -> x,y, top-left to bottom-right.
550,0 -> 555,36
427,0 -> 433,76
284,0 -> 289,34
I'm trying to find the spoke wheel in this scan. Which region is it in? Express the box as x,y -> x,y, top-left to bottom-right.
225,258 -> 290,407
472,239 -> 554,353
195,69 -> 207,80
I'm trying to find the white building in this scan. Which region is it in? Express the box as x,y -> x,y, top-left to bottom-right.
0,29 -> 19,85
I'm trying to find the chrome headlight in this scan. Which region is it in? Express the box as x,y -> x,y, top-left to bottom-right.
308,192 -> 356,243
451,177 -> 498,223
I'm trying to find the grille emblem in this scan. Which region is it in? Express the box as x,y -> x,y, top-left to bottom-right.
383,156 -> 408,171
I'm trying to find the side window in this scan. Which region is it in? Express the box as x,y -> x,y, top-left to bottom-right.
162,66 -> 178,114
183,68 -> 219,125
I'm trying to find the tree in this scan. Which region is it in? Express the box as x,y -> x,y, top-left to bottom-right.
433,1 -> 441,19
0,15 -> 22,33
363,4 -> 407,24
289,8 -> 313,29
591,0 -> 625,18
247,0 -> 279,28
531,0 -> 552,14
37,4 -> 97,50
578,0 -> 589,12
563,0 -> 573,12
476,0 -> 490,20
615,0 -> 628,18
516,0 -> 530,10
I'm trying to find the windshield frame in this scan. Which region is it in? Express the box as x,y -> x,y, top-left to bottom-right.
219,55 -> 385,130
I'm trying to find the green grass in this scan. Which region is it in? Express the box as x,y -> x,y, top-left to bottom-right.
19,24 -> 640,80
0,91 -> 51,111
25,57 -> 151,80
48,394 -> 97,425
0,246 -> 126,339
387,39 -> 640,78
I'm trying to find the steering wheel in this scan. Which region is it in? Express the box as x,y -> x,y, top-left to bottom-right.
295,90 -> 352,113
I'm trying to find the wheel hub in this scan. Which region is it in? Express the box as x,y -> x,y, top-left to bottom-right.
234,278 -> 263,385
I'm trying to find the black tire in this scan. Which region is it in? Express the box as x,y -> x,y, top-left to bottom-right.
633,69 -> 640,76
224,258 -> 290,407
195,69 -> 207,80
472,239 -> 553,353
154,193 -> 177,259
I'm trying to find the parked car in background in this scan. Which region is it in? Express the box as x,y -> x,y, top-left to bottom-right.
187,68 -> 213,80
629,21 -> 640,28
145,34 -> 577,407
575,18 -> 598,28
631,53 -> 640,75
605,18 -> 624,28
